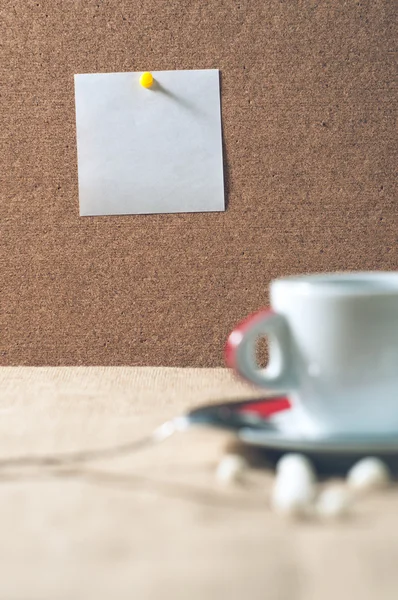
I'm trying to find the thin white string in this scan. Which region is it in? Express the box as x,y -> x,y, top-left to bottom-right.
0,416 -> 189,469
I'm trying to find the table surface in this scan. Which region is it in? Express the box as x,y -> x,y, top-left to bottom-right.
0,367 -> 397,600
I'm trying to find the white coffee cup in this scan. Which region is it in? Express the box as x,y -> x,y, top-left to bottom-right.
225,272 -> 398,436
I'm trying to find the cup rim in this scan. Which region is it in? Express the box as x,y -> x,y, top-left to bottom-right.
271,271 -> 398,297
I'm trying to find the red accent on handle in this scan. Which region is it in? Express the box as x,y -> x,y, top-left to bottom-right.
224,308 -> 275,372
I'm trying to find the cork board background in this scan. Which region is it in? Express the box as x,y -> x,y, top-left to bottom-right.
1,0 -> 397,367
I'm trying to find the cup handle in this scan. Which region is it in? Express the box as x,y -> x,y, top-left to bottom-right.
225,309 -> 294,390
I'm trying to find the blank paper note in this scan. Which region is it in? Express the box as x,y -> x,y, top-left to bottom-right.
74,69 -> 225,216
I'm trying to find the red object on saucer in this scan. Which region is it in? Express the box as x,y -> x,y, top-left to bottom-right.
238,397 -> 291,418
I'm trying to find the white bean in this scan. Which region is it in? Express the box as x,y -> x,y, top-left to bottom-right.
316,485 -> 351,520
276,453 -> 316,483
271,475 -> 316,518
272,454 -> 317,518
347,457 -> 391,493
216,454 -> 248,484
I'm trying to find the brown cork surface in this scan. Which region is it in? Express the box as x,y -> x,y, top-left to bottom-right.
1,0 -> 397,367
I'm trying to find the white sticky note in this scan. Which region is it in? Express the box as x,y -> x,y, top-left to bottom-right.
74,69 -> 225,216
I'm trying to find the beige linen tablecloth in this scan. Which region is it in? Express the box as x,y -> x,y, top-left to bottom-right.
0,367 -> 397,600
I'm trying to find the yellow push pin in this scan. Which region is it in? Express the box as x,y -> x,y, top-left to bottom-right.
139,72 -> 154,89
